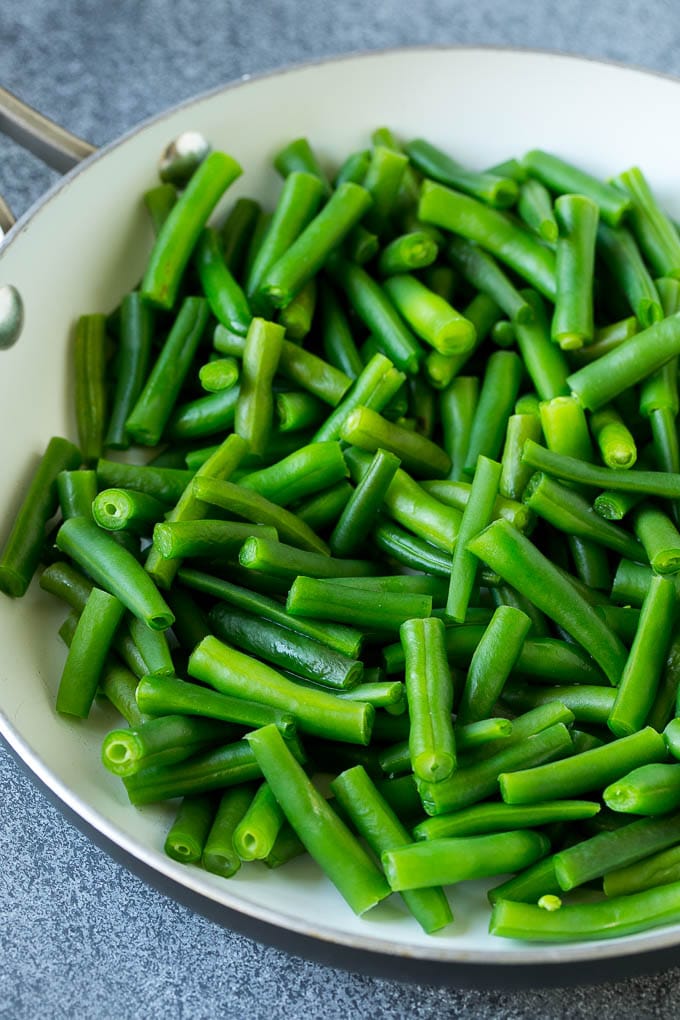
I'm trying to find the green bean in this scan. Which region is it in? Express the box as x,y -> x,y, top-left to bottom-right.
214,323 -> 352,407
56,469 -> 96,521
126,297 -> 210,446
73,314 -> 107,463
195,226 -> 251,334
239,441 -> 348,507
613,166 -> 680,279
287,576 -> 431,632
551,195 -> 599,350
521,149 -> 630,226
633,504 -> 680,573
143,183 -> 177,234
210,603 -> 363,690
462,702 -> 575,765
491,320 -> 516,348
501,684 -> 616,726
490,883 -> 680,941
522,439 -> 680,499
406,139 -> 518,208
511,290 -> 570,402
382,274 -> 476,356
99,661 -> 147,727
221,197 -> 261,274
178,568 -> 362,658
275,391 -> 325,433
260,183 -> 373,310
362,144 -> 408,233
246,724 -> 390,914
202,785 -> 255,878
295,481 -> 354,532
263,823 -> 307,869
122,738 -> 295,805
279,278 -> 317,341
165,385 -> 239,441
189,635 -> 372,745
499,414 -> 543,502
457,606 -> 532,723
164,795 -> 216,864
597,222 -> 663,327
313,353 -> 406,442
440,376 -> 479,482
425,291 -> 501,390
105,293 -> 154,449
332,574 -> 449,603
608,575 -> 676,737
593,489 -> 646,521
383,830 -> 549,891
245,171 -> 325,309
55,516 -> 173,630
464,351 -> 523,475
446,237 -> 532,324
377,232 -> 438,276
330,449 -> 400,558
522,473 -> 643,560
92,488 -> 166,534
604,763 -> 680,816
243,209 -> 272,279
345,447 -> 461,553
153,521 -> 276,560
647,635 -> 680,733
603,844 -> 680,898
103,715 -> 236,777
331,766 -> 453,933
417,723 -> 573,816
319,280 -> 363,380
233,782 -> 285,861
239,536 -> 375,585
135,673 -> 296,736
127,614 -> 174,676
372,521 -> 452,576
554,811 -> 680,891
273,137 -> 330,189
400,617 -> 456,782
56,587 -> 125,718
419,182 -> 556,299
146,431 -> 248,589
95,459 -> 193,504
487,855 -> 561,906
466,520 -> 627,683
233,317 -> 284,458
590,405 -> 637,469
499,726 -> 667,805
492,583 -> 549,637
334,148 -> 371,187
447,456 -> 503,621
414,799 -> 599,841
141,150 -> 242,309
326,255 -> 422,375
517,178 -> 558,242
341,406 -> 449,478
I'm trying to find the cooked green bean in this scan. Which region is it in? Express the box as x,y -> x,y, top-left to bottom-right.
613,166 -> 680,279
414,799 -> 599,841
189,635 -> 373,744
153,521 -> 277,560
446,237 -> 532,325
419,182 -> 556,299
143,183 -> 177,234
551,194 -> 599,350
105,293 -> 154,449
378,232 -> 438,276
135,673 -> 296,736
329,448 -> 400,558
457,606 -> 532,723
512,290 -> 571,401
604,763 -> 680,816
499,726 -> 667,805
233,782 -> 285,861
597,222 -> 662,327
425,291 -> 501,390
521,149 -> 630,226
103,715 -> 236,778
141,150 -> 242,309
341,405 -> 450,478
501,683 -> 616,726
74,314 -> 107,463
447,456 -> 502,621
522,439 -> 680,499
463,351 -> 523,475
401,617 -> 456,782
95,459 -> 193,503
331,766 -> 452,933
499,414 -> 543,501
295,481 -> 354,532
633,504 -> 680,573
202,785 -> 255,878
56,469 -> 96,521
440,376 -> 479,482
210,603 -> 363,690
382,274 -> 476,356
239,441 -> 348,507
287,576 -> 431,632
56,587 -> 126,718
603,845 -> 680,898
195,226 -> 251,334
164,795 -> 216,864
517,178 -> 558,242
239,535 -> 376,583
406,139 -> 518,208
608,575 -> 676,737
246,724 -> 390,914
313,353 -> 406,442
92,488 -> 167,534
590,405 -> 638,469
221,197 -> 261,274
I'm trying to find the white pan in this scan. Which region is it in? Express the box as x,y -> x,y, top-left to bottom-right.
2,47 -> 680,987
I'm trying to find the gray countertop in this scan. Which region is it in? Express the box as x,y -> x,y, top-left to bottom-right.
4,1 -> 680,1016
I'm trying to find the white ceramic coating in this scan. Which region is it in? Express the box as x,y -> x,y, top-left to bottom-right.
2,47 -> 680,969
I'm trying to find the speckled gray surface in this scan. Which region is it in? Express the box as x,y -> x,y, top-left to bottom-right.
4,2 -> 680,1016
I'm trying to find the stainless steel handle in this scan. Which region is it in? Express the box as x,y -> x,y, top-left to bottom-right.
0,85 -> 96,232
0,87 -> 96,347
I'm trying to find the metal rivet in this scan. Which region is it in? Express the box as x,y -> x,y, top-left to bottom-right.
159,131 -> 211,187
0,284 -> 24,350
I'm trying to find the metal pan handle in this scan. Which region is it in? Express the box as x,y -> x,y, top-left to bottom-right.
0,87 -> 96,347
0,85 -> 96,233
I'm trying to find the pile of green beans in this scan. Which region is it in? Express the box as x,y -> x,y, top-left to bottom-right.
9,128 -> 680,947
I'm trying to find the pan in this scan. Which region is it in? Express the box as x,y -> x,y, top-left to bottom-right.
2,46 -> 680,988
